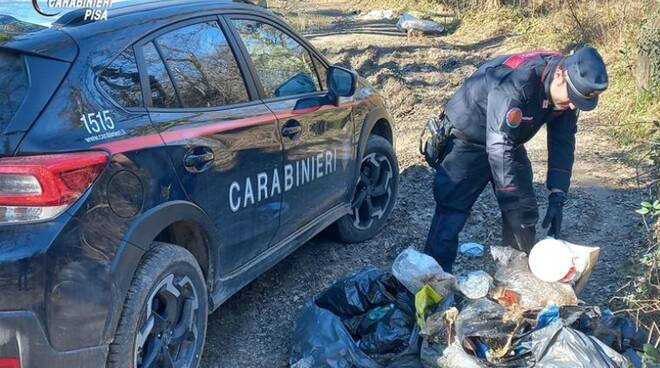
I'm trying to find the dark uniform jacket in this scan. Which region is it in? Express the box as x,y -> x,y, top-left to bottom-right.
444,52 -> 577,202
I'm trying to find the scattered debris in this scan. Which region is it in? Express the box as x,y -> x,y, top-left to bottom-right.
392,248 -> 454,296
528,238 -> 600,292
396,13 -> 445,35
459,242 -> 485,257
359,9 -> 398,21
457,271 -> 493,299
290,245 -> 652,368
492,246 -> 578,309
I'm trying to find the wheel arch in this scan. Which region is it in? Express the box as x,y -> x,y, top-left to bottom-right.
356,107 -> 395,162
352,107 -> 396,195
104,201 -> 218,342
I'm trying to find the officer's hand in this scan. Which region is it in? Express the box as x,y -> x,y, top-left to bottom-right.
542,191 -> 567,238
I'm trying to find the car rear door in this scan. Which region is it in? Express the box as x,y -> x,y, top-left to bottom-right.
138,17 -> 284,274
226,15 -> 355,244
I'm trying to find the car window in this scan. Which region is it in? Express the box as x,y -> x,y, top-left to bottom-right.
142,42 -> 179,108
0,51 -> 28,130
155,21 -> 249,108
232,19 -> 321,98
98,48 -> 143,108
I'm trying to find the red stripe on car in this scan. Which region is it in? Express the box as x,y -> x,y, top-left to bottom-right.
95,98 -> 372,154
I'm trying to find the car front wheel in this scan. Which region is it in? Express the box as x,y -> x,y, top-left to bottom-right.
336,135 -> 399,243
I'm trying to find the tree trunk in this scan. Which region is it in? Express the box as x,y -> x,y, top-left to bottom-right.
486,0 -> 503,9
636,10 -> 660,93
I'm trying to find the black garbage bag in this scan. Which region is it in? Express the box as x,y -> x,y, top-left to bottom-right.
290,267 -> 423,368
315,267 -> 408,317
290,301 -> 381,368
357,304 -> 415,356
573,307 -> 647,353
529,321 -> 630,367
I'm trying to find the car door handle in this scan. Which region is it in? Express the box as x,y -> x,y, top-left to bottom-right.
184,150 -> 214,170
281,119 -> 302,140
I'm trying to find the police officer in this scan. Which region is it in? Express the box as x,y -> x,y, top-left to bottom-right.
425,47 -> 608,273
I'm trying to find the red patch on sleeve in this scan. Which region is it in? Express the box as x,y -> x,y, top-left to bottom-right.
503,51 -> 563,69
506,108 -> 522,128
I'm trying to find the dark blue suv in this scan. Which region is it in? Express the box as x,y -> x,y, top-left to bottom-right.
0,1 -> 398,367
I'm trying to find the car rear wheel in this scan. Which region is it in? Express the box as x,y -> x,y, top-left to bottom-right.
336,135 -> 399,243
107,243 -> 208,368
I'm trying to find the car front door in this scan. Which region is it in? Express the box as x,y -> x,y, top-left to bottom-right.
227,16 -> 355,244
138,17 -> 284,274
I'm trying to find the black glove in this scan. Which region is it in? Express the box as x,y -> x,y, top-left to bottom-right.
542,191 -> 567,238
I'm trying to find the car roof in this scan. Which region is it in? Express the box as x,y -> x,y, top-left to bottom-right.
55,0 -> 263,28
51,0 -> 282,63
55,0 -> 273,42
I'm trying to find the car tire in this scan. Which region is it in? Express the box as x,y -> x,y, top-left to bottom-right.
107,242 -> 208,368
336,135 -> 399,243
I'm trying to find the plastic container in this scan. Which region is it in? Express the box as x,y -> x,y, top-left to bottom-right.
528,238 -> 576,282
528,239 -> 601,290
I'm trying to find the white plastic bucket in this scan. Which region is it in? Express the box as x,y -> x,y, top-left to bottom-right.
528,238 -> 576,282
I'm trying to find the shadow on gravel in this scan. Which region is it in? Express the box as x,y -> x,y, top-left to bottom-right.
305,19 -> 403,38
441,34 -> 510,51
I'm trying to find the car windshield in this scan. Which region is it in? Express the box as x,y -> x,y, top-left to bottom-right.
0,50 -> 28,132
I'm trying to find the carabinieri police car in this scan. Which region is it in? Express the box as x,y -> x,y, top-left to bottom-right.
0,1 -> 398,367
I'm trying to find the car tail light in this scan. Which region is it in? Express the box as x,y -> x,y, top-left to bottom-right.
0,357 -> 20,368
0,151 -> 109,224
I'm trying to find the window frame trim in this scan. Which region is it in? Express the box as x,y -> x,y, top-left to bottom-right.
223,13 -> 331,103
94,46 -> 148,113
133,15 -> 257,112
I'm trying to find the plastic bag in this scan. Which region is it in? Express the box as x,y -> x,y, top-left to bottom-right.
535,304 -> 560,330
396,13 -> 445,34
459,243 -> 484,257
573,307 -> 647,353
455,299 -> 523,358
415,285 -> 444,327
491,246 -> 577,309
290,301 -> 382,368
392,249 -> 454,296
420,293 -> 456,344
290,267 -> 423,368
358,305 -> 415,356
529,321 -> 630,367
436,344 -> 488,368
456,271 -> 493,299
528,239 -> 600,295
316,267 -> 406,317
420,339 -> 447,368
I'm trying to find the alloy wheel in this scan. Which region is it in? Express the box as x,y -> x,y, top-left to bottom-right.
350,152 -> 394,231
134,274 -> 200,368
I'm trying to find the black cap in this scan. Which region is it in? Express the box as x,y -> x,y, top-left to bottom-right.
564,47 -> 608,111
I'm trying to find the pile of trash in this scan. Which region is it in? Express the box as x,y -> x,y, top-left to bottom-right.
353,9 -> 445,35
290,240 -> 658,368
396,13 -> 445,35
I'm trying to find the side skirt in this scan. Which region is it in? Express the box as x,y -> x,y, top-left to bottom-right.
208,203 -> 351,311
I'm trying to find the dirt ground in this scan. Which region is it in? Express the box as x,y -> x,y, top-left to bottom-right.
201,1 -> 646,366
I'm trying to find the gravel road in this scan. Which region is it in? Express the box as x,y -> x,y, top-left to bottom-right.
201,2 -> 646,366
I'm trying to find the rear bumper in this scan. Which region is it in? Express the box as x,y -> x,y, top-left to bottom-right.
0,311 -> 107,368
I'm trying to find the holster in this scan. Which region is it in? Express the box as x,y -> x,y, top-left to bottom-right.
419,112 -> 452,168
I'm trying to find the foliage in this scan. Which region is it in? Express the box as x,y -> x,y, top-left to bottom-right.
637,200 -> 660,217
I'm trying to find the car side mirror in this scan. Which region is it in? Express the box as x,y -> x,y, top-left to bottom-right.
327,66 -> 357,104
